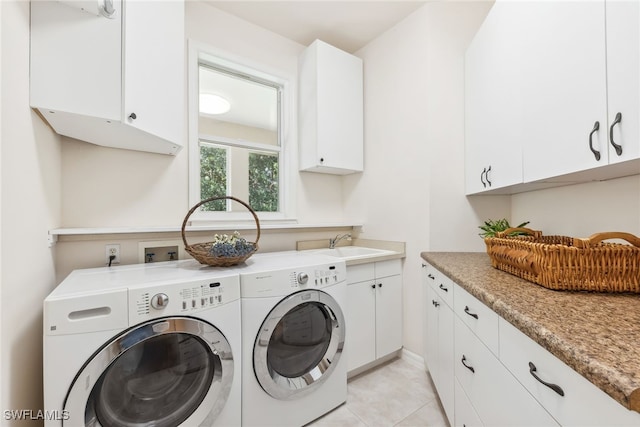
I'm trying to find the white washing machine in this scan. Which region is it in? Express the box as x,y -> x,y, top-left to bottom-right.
238,252 -> 348,427
43,261 -> 242,427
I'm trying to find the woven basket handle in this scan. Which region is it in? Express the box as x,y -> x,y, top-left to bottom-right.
495,227 -> 542,238
181,196 -> 261,249
573,232 -> 640,248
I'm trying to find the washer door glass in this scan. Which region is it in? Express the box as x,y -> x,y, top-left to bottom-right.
64,317 -> 234,427
254,290 -> 345,400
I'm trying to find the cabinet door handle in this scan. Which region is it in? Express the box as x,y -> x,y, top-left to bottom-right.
128,112 -> 137,121
485,165 -> 492,187
464,306 -> 479,319
432,300 -> 440,307
528,362 -> 564,396
439,283 -> 448,292
589,121 -> 601,161
427,274 -> 435,280
480,167 -> 487,188
422,263 -> 426,268
461,355 -> 475,373
609,112 -> 623,156
371,284 -> 376,289
378,283 -> 382,288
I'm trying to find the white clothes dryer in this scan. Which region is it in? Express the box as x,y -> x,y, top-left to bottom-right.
238,252 -> 348,427
43,261 -> 242,427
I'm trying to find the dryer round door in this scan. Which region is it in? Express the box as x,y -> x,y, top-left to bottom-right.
253,289 -> 345,400
63,317 -> 234,427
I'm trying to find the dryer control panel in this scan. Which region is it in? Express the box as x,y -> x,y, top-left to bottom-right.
128,275 -> 240,323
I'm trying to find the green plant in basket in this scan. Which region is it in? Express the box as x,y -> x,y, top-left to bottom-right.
210,231 -> 254,258
478,218 -> 530,238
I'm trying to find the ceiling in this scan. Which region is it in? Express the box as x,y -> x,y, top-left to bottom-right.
202,1 -> 427,53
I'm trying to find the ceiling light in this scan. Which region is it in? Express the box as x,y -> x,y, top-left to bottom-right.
199,93 -> 231,115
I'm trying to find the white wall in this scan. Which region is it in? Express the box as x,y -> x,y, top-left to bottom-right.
1,0 -> 62,423
512,175 -> 640,237
346,1 -> 508,356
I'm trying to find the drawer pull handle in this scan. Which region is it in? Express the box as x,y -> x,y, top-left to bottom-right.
464,306 -> 479,319
461,355 -> 475,373
439,284 -> 449,292
529,362 -> 564,396
432,300 -> 440,307
427,274 -> 435,280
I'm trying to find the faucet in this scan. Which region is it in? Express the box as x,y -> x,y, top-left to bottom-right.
329,233 -> 351,249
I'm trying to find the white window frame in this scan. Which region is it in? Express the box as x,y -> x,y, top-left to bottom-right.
188,40 -> 295,223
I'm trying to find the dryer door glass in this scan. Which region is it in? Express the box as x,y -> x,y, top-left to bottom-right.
254,290 -> 345,400
64,317 -> 234,427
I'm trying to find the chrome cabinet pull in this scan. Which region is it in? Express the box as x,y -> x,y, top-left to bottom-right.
464,306 -> 479,319
589,121 -> 601,160
609,112 -> 623,156
439,283 -> 448,292
461,355 -> 475,373
529,362 -> 564,396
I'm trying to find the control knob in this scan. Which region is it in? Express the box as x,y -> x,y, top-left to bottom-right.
297,272 -> 309,285
151,293 -> 169,310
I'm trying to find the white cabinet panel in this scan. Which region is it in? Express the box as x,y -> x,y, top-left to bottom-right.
520,1 -> 608,181
499,318 -> 640,426
464,1 -> 524,194
298,40 -> 363,174
347,261 -> 402,372
606,0 -> 640,164
346,280 -> 377,371
455,317 -> 558,426
454,378 -> 483,427
453,285 -> 499,356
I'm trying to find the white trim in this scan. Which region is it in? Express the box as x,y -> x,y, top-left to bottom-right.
401,348 -> 425,369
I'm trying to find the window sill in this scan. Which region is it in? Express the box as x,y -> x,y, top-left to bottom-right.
48,222 -> 362,245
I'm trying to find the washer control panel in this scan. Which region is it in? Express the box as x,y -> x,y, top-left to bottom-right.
129,275 -> 240,323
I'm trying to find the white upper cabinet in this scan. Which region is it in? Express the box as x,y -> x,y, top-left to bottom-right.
30,0 -> 185,155
520,0 -> 608,182
465,1 -> 524,195
298,40 -> 364,175
465,0 -> 640,193
606,0 -> 640,164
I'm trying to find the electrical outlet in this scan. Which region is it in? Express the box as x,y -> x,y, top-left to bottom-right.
106,244 -> 120,266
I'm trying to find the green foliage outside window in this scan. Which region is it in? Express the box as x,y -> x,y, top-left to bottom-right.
200,145 -> 226,211
249,152 -> 279,212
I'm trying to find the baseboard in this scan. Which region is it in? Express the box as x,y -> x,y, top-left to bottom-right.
401,348 -> 425,369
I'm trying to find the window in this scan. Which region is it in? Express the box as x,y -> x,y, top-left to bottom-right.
188,43 -> 292,221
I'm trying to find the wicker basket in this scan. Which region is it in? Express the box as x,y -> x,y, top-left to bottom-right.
181,196 -> 260,267
485,227 -> 640,293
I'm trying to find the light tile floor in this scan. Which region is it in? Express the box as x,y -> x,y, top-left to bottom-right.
308,357 -> 450,427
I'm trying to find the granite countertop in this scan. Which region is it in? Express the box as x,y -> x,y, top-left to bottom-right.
421,251 -> 640,413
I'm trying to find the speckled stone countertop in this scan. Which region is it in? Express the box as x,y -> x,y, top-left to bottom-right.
421,252 -> 640,413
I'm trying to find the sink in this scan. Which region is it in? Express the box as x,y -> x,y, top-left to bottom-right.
313,246 -> 395,260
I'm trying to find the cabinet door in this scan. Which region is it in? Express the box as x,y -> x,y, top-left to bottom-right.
437,295 -> 455,425
465,1 -> 524,194
454,378 -> 483,427
123,0 -> 184,145
455,317 -> 558,426
346,280 -> 377,372
375,275 -> 402,359
521,1 -> 608,182
424,282 -> 439,375
606,0 -> 640,164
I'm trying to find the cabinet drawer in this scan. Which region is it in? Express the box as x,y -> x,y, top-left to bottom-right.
499,319 -> 640,426
424,263 -> 454,308
454,285 -> 499,355
375,259 -> 401,278
346,263 -> 375,284
455,317 -> 558,426
454,378 -> 483,427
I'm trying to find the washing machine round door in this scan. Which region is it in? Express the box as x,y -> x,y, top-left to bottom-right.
63,317 -> 234,427
253,289 -> 345,400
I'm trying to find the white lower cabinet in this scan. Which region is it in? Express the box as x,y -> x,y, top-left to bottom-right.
500,319 -> 640,426
455,316 -> 558,426
347,260 -> 402,372
424,261 -> 640,426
